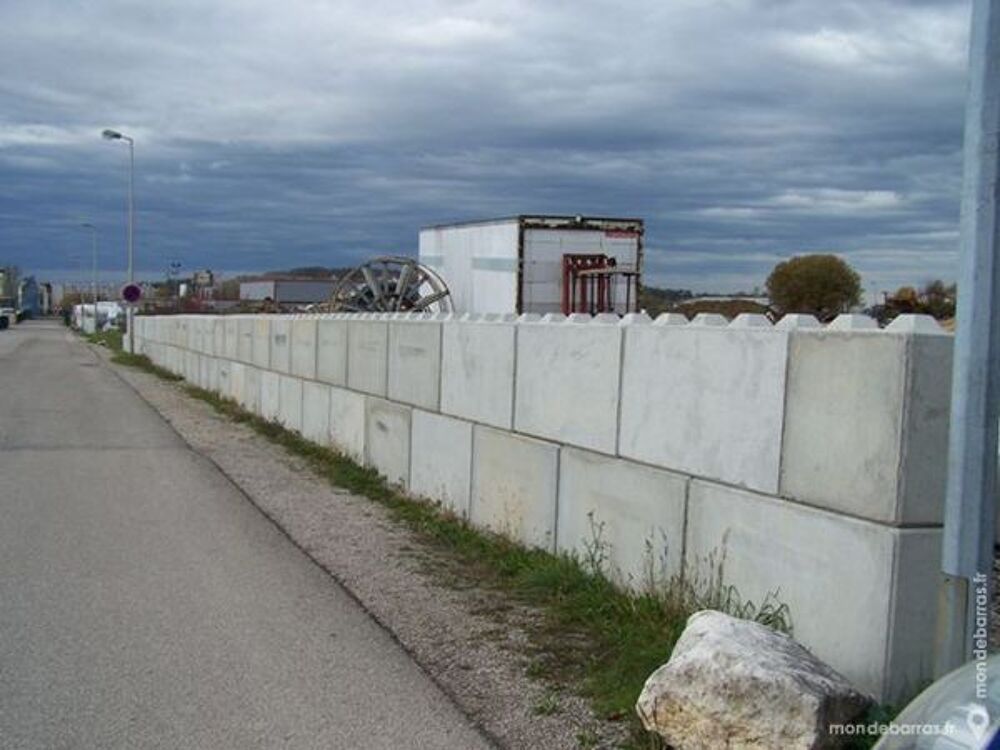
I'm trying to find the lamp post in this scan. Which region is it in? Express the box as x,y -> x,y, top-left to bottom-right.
102,128 -> 135,350
80,222 -> 98,333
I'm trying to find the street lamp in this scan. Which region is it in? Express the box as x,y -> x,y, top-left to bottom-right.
80,222 -> 98,332
102,128 -> 135,350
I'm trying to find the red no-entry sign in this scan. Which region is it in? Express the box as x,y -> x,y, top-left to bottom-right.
121,283 -> 142,304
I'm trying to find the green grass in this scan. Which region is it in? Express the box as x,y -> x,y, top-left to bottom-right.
105,350 -> 799,749
85,328 -> 124,351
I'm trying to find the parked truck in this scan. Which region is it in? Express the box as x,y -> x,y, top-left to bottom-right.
418,215 -> 643,316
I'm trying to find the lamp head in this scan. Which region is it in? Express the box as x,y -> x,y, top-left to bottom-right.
102,129 -> 122,140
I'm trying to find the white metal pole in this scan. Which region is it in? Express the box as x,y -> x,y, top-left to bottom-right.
126,136 -> 135,353
936,0 -> 1000,675
126,136 -> 134,284
91,226 -> 98,330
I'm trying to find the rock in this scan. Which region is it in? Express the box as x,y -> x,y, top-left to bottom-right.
636,610 -> 872,749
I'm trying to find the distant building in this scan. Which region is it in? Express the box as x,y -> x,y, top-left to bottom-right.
192,269 -> 214,287
239,278 -> 338,305
0,266 -> 18,307
419,215 -> 643,315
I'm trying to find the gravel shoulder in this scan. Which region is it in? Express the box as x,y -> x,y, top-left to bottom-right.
101,348 -> 624,750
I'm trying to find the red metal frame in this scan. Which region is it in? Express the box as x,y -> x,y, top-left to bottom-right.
561,254 -> 639,315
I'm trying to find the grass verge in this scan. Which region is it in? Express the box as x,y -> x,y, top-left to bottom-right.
85,328 -> 124,351
106,350 -> 800,749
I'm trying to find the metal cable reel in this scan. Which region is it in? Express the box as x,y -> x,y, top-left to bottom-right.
324,256 -> 453,313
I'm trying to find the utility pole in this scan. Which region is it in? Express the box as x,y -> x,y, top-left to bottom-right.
936,0 -> 1000,674
102,129 -> 136,351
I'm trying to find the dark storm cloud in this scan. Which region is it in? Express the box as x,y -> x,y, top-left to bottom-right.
0,0 -> 971,291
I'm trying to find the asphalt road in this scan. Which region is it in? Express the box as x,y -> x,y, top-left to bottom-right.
0,321 -> 492,750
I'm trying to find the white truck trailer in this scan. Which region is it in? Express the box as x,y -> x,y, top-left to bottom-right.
418,215 -> 643,316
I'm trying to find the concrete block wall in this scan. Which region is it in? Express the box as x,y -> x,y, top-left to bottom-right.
132,311 -> 954,702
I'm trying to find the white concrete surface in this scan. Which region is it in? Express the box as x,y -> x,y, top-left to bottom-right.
364,398 -> 411,487
185,352 -> 198,384
410,411 -> 472,517
388,319 -> 442,410
316,318 -> 348,387
228,361 -> 244,404
440,318 -> 516,429
347,319 -> 389,396
278,375 -> 304,433
270,318 -> 292,374
470,427 -> 558,551
302,381 -> 332,445
884,527 -> 943,701
213,318 -> 225,358
556,448 -> 687,588
217,357 -> 230,396
241,365 -> 260,414
781,331 -> 906,521
684,480 -> 929,701
238,318 -> 255,364
329,387 -> 366,462
260,370 -> 281,422
780,330 -> 951,525
252,318 -> 271,370
514,318 -> 621,454
619,323 -> 789,493
897,334 -> 953,525
291,318 -> 318,380
224,318 -> 239,360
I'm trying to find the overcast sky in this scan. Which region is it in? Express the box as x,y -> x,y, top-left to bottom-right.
0,0 -> 972,292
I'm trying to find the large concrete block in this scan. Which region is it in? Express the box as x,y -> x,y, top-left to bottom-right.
291,318 -> 318,379
440,318 -> 516,429
410,411 -> 472,517
184,351 -> 198,383
316,317 -> 348,387
205,357 -> 224,393
885,527 -> 944,701
684,480 -> 938,701
200,318 -> 213,354
259,370 -> 281,422
224,317 -> 239,360
347,319 -> 389,396
212,318 -> 225,357
364,398 -> 411,487
302,381 -> 331,445
238,317 -> 255,364
329,386 -> 366,462
228,361 -> 244,402
515,318 -> 621,454
780,330 -> 952,525
557,448 -> 687,587
388,319 -> 442,410
217,357 -> 230,397
197,354 -> 211,389
278,375 -> 303,432
619,323 -> 789,493
176,317 -> 189,348
252,318 -> 271,369
270,318 -> 292,374
470,426 -> 559,551
190,318 -> 204,353
241,365 -> 260,414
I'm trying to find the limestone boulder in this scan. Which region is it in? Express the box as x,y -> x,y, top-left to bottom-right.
636,610 -> 872,749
